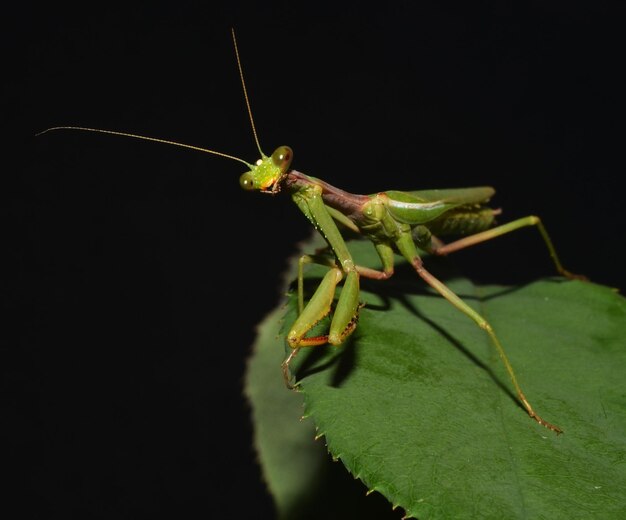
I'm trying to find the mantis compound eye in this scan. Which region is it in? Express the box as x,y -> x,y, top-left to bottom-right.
239,172 -> 255,190
271,146 -> 293,171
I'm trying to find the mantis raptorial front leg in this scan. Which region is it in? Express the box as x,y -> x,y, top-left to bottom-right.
282,256 -> 361,388
282,187 -> 363,388
282,249 -> 396,387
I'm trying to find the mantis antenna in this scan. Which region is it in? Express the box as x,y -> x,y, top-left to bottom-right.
35,127 -> 253,168
35,28 -> 265,169
231,27 -> 265,158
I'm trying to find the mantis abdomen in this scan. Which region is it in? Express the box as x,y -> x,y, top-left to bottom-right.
427,206 -> 499,237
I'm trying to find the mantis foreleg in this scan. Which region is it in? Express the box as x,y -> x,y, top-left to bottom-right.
285,241 -> 396,386
283,188 -> 362,387
283,262 -> 360,387
430,215 -> 586,280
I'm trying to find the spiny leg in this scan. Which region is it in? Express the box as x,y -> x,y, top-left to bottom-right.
284,249 -> 394,387
284,256 -> 361,388
430,215 -> 586,281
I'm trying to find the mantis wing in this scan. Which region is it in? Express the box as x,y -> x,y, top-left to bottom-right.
403,186 -> 495,205
382,187 -> 495,226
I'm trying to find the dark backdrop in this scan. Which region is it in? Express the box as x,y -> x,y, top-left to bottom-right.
8,2 -> 624,518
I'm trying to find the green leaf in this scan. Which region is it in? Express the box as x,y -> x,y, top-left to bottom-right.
245,235 -> 626,519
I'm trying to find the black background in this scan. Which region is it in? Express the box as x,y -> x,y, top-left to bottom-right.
8,2 -> 624,518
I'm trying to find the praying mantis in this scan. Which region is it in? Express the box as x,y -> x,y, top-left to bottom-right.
38,29 -> 587,435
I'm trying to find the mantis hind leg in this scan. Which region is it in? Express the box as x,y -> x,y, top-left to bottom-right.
414,259 -> 562,433
394,233 -> 562,433
283,255 -> 361,388
430,215 -> 586,280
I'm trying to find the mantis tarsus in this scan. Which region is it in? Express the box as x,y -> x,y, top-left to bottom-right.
38,29 -> 587,435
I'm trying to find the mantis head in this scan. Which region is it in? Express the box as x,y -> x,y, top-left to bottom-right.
239,146 -> 293,193
37,31 -> 293,195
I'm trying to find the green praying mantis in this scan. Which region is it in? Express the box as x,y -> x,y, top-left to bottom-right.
38,29 -> 587,435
